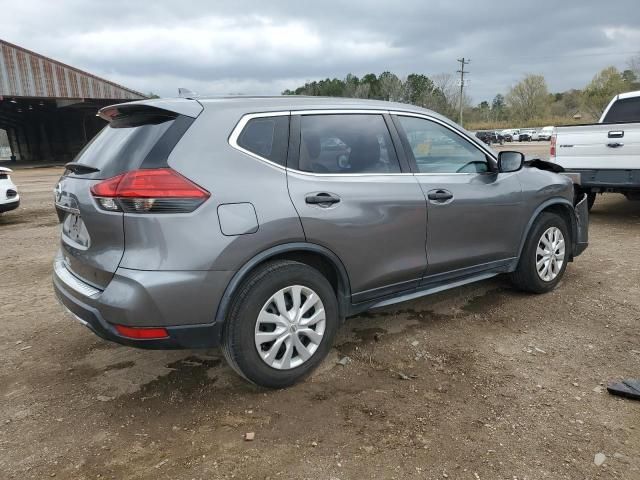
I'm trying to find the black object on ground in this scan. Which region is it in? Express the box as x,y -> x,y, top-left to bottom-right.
607,379 -> 640,401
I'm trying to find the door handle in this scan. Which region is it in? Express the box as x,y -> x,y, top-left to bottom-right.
608,130 -> 624,138
305,192 -> 341,206
607,142 -> 624,148
427,190 -> 453,202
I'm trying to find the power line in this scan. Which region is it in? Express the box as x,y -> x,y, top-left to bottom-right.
457,57 -> 470,127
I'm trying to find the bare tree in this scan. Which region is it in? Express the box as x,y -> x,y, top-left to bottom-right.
506,74 -> 550,121
628,54 -> 640,78
427,73 -> 471,119
354,82 -> 371,99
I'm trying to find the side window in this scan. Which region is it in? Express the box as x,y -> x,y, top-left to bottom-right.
298,114 -> 400,174
395,116 -> 489,174
237,115 -> 289,166
602,97 -> 640,123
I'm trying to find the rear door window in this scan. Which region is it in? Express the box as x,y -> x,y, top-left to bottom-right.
602,97 -> 640,123
298,114 -> 400,174
237,116 -> 289,166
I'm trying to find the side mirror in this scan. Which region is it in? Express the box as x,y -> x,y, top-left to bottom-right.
497,151 -> 524,173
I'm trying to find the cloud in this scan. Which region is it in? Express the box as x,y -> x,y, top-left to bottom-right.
1,0 -> 639,101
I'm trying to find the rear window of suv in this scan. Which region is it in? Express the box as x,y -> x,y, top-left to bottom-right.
68,108 -> 190,179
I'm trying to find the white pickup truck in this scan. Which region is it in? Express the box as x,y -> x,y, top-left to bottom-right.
551,90 -> 640,209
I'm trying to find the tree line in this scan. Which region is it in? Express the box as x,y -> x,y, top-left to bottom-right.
283,54 -> 640,129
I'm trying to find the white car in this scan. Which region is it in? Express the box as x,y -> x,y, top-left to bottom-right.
0,167 -> 20,214
536,126 -> 554,141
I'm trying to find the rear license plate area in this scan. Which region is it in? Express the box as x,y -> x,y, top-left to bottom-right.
62,213 -> 90,248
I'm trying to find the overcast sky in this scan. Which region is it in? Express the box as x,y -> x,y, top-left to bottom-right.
2,0 -> 639,103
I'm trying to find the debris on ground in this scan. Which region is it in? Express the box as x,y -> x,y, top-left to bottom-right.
594,452 -> 606,466
244,432 -> 255,441
391,370 -> 417,380
337,356 -> 351,366
154,459 -> 168,469
607,379 -> 640,401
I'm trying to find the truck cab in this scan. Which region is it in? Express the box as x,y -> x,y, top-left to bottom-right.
551,90 -> 640,209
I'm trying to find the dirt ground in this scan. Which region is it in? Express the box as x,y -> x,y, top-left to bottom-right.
1,166 -> 639,480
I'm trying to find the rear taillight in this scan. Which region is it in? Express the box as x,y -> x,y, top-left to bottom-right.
90,168 -> 210,213
550,133 -> 557,159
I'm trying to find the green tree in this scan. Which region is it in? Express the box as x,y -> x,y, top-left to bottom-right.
622,69 -> 640,90
506,74 -> 550,121
378,72 -> 403,102
404,74 -> 435,105
361,73 -> 380,99
583,67 -> 630,118
490,94 -> 506,121
548,89 -> 583,118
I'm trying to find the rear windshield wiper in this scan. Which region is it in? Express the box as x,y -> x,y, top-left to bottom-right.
64,162 -> 100,175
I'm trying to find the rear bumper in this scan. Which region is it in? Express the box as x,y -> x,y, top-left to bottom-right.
0,198 -> 19,212
53,257 -> 232,349
573,193 -> 589,257
566,169 -> 640,191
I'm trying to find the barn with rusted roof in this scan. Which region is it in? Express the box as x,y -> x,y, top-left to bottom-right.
0,39 -> 145,163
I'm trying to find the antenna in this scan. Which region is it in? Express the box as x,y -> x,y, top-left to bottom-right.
178,88 -> 197,98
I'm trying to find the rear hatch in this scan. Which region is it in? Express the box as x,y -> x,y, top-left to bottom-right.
55,101 -> 200,289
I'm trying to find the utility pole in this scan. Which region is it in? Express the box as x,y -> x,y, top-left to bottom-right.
457,57 -> 470,127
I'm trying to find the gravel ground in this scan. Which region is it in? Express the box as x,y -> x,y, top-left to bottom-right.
1,166 -> 639,480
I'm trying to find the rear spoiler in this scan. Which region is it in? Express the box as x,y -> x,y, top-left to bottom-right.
98,98 -> 203,122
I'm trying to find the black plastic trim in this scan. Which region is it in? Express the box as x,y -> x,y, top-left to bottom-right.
287,114 -> 301,170
564,168 -> 640,190
516,197 -> 583,262
0,199 -> 19,212
141,115 -> 195,169
351,277 -> 421,303
383,113 -> 412,173
213,242 -> 352,336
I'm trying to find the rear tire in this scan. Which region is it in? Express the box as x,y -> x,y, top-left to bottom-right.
511,212 -> 569,294
222,260 -> 339,388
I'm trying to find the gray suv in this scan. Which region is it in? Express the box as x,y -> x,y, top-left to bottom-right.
53,97 -> 589,387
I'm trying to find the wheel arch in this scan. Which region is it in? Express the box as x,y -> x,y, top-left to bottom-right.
516,198 -> 577,263
214,243 -> 352,335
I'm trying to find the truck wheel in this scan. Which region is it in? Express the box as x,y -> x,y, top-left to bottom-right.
222,260 -> 339,388
511,212 -> 569,294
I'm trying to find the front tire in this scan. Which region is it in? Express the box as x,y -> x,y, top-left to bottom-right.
511,212 -> 569,293
222,260 -> 340,388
